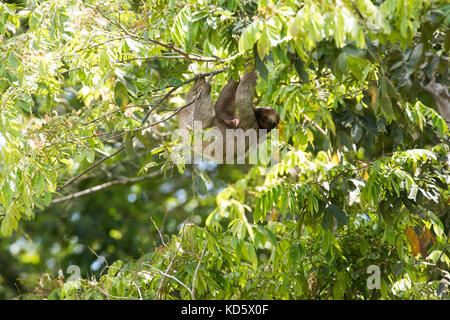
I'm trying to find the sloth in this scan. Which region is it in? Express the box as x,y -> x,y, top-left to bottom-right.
177,69 -> 280,163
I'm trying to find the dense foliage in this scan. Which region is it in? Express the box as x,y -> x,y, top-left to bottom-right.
0,0 -> 449,299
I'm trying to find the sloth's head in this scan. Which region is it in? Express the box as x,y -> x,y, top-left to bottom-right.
254,107 -> 280,131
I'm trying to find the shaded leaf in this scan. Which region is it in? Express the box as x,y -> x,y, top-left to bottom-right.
114,81 -> 130,108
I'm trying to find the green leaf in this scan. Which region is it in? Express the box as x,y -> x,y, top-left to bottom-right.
59,159 -> 72,166
321,232 -> 330,254
385,225 -> 395,245
86,150 -> 95,164
334,8 -> 345,48
42,192 -> 52,206
257,24 -> 270,60
288,244 -> 301,269
1,214 -> 14,236
254,197 -> 263,223
15,98 -> 32,113
114,81 -> 130,108
193,175 -> 207,196
333,281 -> 344,299
124,133 -> 134,157
380,278 -> 388,298
99,49 -> 111,71
255,51 -> 268,80
151,146 -> 164,155
133,131 -> 152,149
347,56 -> 365,80
244,242 -> 258,269
288,15 -> 302,38
379,200 -> 394,225
227,0 -> 238,11
330,204 -> 348,225
359,239 -> 369,256
272,46 -> 289,65
294,58 -> 309,84
239,22 -> 260,52
7,54 -> 20,69
265,228 -> 277,246
138,161 -> 158,176
33,174 -> 45,197
321,209 -> 333,230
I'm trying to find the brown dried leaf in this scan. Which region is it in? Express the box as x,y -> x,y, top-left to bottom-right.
269,208 -> 278,222
430,232 -> 437,246
421,227 -> 432,246
418,239 -> 428,257
369,87 -> 377,108
418,227 -> 434,257
406,227 -> 420,257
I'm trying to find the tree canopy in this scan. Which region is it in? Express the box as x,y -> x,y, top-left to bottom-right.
0,0 -> 449,300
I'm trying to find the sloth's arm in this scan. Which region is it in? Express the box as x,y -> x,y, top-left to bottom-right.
235,69 -> 259,130
193,81 -> 215,129
214,78 -> 240,128
178,78 -> 205,129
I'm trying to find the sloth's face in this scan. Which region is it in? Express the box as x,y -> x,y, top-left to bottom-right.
254,107 -> 280,130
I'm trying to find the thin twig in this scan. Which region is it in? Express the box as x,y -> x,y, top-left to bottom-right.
150,217 -> 168,248
57,145 -> 125,192
87,246 -> 109,277
141,263 -> 192,296
118,55 -> 187,63
52,174 -> 158,203
302,113 -> 327,136
57,67 -> 83,75
133,281 -> 143,300
79,35 -> 131,52
191,239 -> 209,300
102,96 -> 198,144
95,286 -> 140,300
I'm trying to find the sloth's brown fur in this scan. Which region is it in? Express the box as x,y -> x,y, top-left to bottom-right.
178,69 -> 280,161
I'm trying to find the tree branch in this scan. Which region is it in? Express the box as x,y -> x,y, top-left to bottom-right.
52,173 -> 159,204
141,263 -> 192,296
142,67 -> 228,124
56,145 -> 125,192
